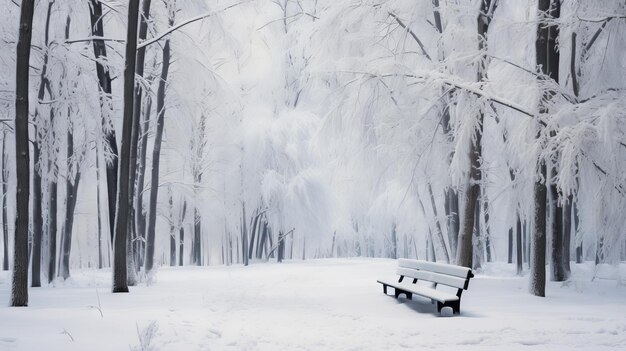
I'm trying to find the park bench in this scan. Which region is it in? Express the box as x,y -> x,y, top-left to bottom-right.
377,259 -> 474,315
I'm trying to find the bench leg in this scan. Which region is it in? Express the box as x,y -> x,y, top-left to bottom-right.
382,284 -> 388,295
437,301 -> 461,315
394,289 -> 412,300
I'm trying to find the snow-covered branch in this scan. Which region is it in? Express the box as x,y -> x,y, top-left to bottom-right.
137,1 -> 249,49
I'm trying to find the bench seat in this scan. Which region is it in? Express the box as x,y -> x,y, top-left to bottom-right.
376,278 -> 459,303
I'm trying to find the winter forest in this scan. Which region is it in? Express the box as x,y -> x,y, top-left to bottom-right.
1,0 -> 625,350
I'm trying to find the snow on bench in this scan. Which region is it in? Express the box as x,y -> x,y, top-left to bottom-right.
376,259 -> 474,315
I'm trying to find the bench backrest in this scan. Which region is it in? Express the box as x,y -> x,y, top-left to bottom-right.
396,259 -> 474,290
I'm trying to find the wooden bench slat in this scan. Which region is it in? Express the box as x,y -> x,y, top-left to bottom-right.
396,267 -> 468,289
398,259 -> 472,279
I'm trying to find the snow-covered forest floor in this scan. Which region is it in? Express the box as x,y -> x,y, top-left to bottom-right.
1,259 -> 625,351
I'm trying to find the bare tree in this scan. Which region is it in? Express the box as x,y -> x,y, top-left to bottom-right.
2,131 -> 8,271
30,0 -> 55,288
145,5 -> 174,273
11,0 -> 36,307
127,0 -> 152,285
89,0 -> 119,244
456,0 -> 497,268
530,0 -> 560,297
112,0 -> 141,293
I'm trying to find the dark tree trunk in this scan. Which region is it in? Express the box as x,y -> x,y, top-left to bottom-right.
257,221 -> 268,260
456,0 -> 495,268
128,0 -> 152,280
531,0 -> 560,297
31,144 -> 42,286
193,208 -> 202,265
144,22 -> 171,273
523,220 -> 529,265
242,203 -> 249,266
178,200 -> 186,266
530,162 -> 548,297
169,193 -> 175,266
12,0 -> 35,307
30,2 -> 54,288
59,125 -> 82,280
248,212 -> 260,259
89,0 -> 119,244
428,184 -> 449,262
574,201 -> 582,263
112,0 -> 141,293
516,215 -> 523,275
508,228 -> 513,264
562,195 -> 574,278
550,178 -> 566,281
277,231 -> 285,263
47,170 -> 57,281
96,149 -> 103,269
562,196 -> 572,276
2,132 -> 9,271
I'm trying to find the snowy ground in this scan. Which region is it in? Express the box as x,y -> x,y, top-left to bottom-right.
1,259 -> 626,351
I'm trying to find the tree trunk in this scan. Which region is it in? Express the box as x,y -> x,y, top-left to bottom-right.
483,192 -> 492,262
31,144 -> 42,286
530,162 -> 548,297
178,200 -> 186,266
128,0 -> 153,280
12,0 -> 35,307
144,20 -> 171,273
193,208 -> 202,265
242,203 -> 249,266
550,167 -> 566,281
112,0 -> 141,293
428,184 -> 450,262
390,223 -> 397,259
524,220 -> 529,265
59,125 -> 82,280
248,212 -> 260,259
472,199 -> 483,270
169,193 -> 175,266
96,148 -> 104,269
530,0 -> 560,297
47,168 -> 58,281
2,132 -> 9,271
433,0 -> 459,261
89,0 -> 119,244
30,1 -> 54,288
134,94 -> 152,270
574,201 -> 582,263
549,171 -> 567,282
516,215 -> 523,275
456,0 -> 495,268
508,228 -> 513,264
277,231 -> 285,263
562,196 -> 572,276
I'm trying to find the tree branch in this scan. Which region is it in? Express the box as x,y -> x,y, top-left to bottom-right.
65,37 -> 125,44
388,12 -> 432,61
138,1 -> 249,49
